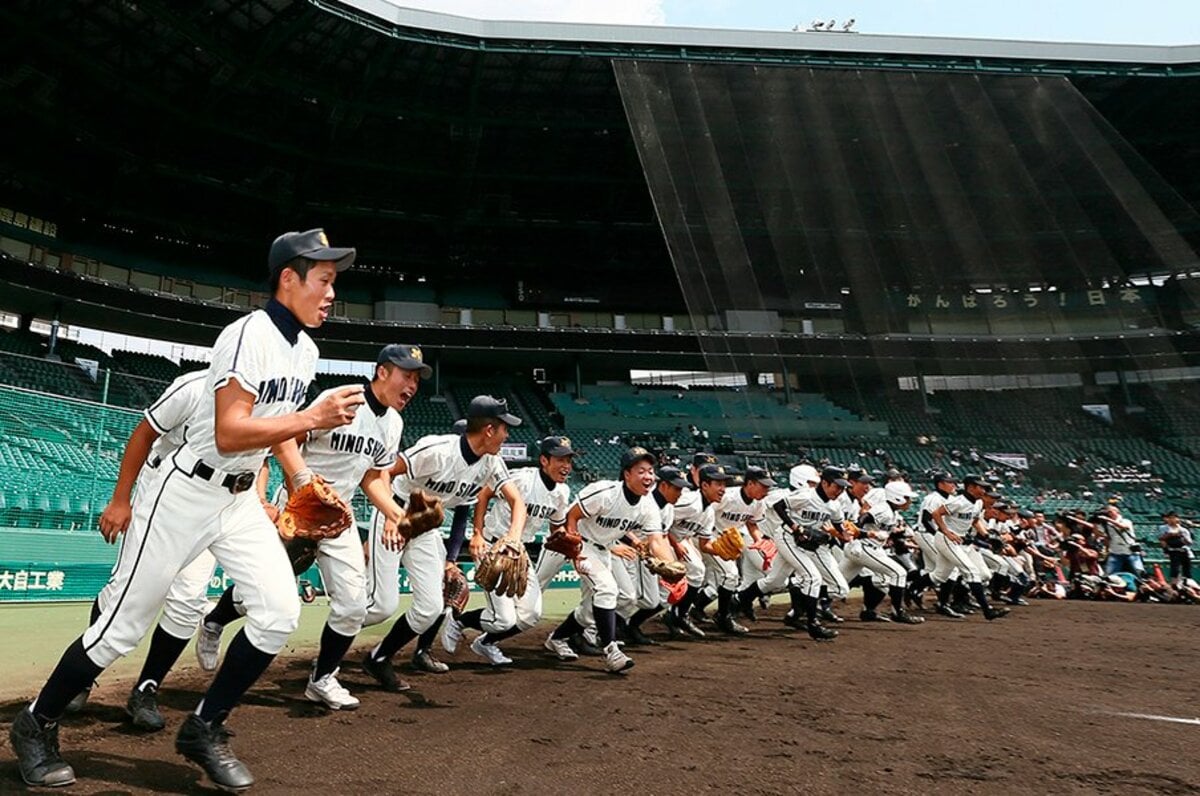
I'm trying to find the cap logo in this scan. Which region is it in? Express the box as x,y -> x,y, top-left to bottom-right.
410,347 -> 423,362
630,446 -> 648,457
560,436 -> 571,448
317,231 -> 329,246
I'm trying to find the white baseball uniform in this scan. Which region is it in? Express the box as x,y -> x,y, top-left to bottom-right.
755,486 -> 841,599
931,494 -> 987,585
916,490 -> 951,580
708,487 -> 764,592
666,489 -> 718,588
838,487 -> 909,590
615,490 -> 673,618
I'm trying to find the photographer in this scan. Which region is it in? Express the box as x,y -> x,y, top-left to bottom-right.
1095,504 -> 1145,579
1158,510 -> 1194,586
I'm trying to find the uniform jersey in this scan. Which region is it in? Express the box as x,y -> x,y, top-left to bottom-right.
187,306 -> 319,473
302,384 -> 405,502
668,489 -> 717,540
765,486 -> 844,536
396,433 -> 511,511
859,487 -> 899,534
651,490 -> 674,535
918,491 -> 951,534
942,494 -> 983,535
482,466 -> 571,543
573,480 -> 662,547
716,487 -> 765,533
144,370 -> 208,462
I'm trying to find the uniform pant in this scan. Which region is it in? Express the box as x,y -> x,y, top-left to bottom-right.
931,534 -> 985,585
363,508 -> 445,633
617,554 -> 662,619
572,544 -> 620,627
83,448 -> 300,667
839,539 -> 907,589
757,531 -> 822,598
536,546 -> 569,593
159,550 -> 217,639
479,546 -> 543,633
702,551 -> 741,593
810,544 -> 850,599
914,531 -> 944,578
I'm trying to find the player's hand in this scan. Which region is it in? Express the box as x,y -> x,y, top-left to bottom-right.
469,532 -> 488,563
382,517 -> 404,552
306,385 -> 366,430
945,530 -> 963,544
98,498 -> 132,543
611,543 -> 639,561
261,500 -> 280,524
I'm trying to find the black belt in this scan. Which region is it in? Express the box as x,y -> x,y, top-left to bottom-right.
191,461 -> 256,494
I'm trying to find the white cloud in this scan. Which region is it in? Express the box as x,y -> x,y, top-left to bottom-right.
385,0 -> 667,25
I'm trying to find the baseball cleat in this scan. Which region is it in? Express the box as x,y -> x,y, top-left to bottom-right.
818,606 -> 844,624
570,632 -> 604,656
470,637 -> 513,666
859,609 -> 892,623
951,602 -> 976,615
305,667 -> 360,710
126,683 -> 166,732
661,611 -> 684,639
891,610 -> 925,624
935,603 -> 965,619
195,621 -> 223,672
625,624 -> 659,646
716,613 -> 749,636
9,708 -> 76,788
440,614 -> 465,655
781,610 -> 802,629
688,606 -> 712,626
412,648 -> 450,674
677,614 -> 707,639
603,641 -> 634,674
361,652 -> 412,692
64,685 -> 92,715
544,636 -> 579,661
983,606 -> 1011,621
176,712 -> 254,793
806,621 -> 839,641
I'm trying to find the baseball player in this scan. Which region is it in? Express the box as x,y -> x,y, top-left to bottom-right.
191,344 -> 431,708
817,470 -> 875,623
10,229 -> 365,791
914,472 -> 957,611
615,465 -> 687,645
360,396 -> 525,689
687,451 -> 720,488
925,474 -> 1011,621
661,463 -> 734,639
544,446 -> 662,673
839,480 -> 925,624
736,467 -> 850,641
439,435 -> 576,665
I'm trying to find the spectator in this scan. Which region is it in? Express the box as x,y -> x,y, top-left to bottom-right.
1158,510 -> 1194,586
1095,504 -> 1144,579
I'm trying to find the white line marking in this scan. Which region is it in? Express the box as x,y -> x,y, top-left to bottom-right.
1108,711 -> 1200,726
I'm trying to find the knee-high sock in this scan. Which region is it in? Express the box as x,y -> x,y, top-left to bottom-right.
196,630 -> 273,723
370,614 -> 417,662
204,586 -> 240,628
136,625 -> 190,690
32,638 -> 104,724
313,623 -> 356,681
594,606 -> 618,647
416,613 -> 446,653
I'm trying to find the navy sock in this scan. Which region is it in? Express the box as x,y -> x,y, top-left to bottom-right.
372,614 -> 417,662
676,584 -> 700,615
32,638 -> 104,723
197,630 -> 273,723
552,612 -> 584,640
416,613 -> 445,653
629,606 -> 660,629
804,594 -> 819,624
459,608 -> 485,631
937,580 -> 955,606
594,606 -> 618,646
969,581 -> 993,611
889,585 -> 906,613
863,583 -> 886,612
479,625 -> 522,645
313,624 -> 355,681
136,625 -> 189,689
692,591 -> 715,612
205,586 -> 240,628
717,588 -> 733,616
788,585 -> 805,614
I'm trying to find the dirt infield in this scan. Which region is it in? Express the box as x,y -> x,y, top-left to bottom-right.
3,600 -> 1199,795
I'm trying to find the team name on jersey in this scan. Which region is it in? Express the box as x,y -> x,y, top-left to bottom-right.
595,516 -> 644,532
423,477 -> 484,500
527,503 -> 558,520
674,518 -> 708,533
257,376 -> 308,406
721,511 -> 754,524
329,431 -> 388,460
953,510 -> 977,522
797,509 -> 832,524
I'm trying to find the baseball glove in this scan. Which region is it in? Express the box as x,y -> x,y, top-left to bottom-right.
709,526 -> 745,561
839,520 -> 861,541
474,540 -> 530,598
284,536 -> 319,576
663,576 -> 688,605
276,475 -> 353,542
645,557 -> 687,583
396,488 -> 445,541
749,537 -> 777,571
543,527 -> 583,559
443,562 -> 470,614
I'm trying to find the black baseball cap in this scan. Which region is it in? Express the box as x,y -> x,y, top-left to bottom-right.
744,467 -> 776,487
850,472 -> 875,485
377,344 -> 433,379
539,435 -> 576,457
657,466 -> 688,489
268,228 -> 355,275
698,464 -> 734,483
692,452 -> 719,467
933,471 -> 958,484
821,467 -> 850,488
1018,509 -> 1035,519
451,418 -> 467,435
962,474 -> 986,488
466,395 -> 522,426
621,446 -> 657,471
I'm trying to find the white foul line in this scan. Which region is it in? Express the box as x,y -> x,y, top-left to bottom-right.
1107,711 -> 1200,726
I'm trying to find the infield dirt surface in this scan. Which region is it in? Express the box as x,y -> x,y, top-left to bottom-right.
3,599 -> 1199,794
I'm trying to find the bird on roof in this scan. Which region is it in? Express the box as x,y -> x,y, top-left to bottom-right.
811,19 -> 824,30
842,18 -> 856,31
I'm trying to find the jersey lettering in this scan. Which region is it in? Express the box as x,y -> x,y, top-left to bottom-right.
257,376 -> 308,406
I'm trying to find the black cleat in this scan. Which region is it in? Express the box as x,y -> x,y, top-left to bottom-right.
716,613 -> 749,636
859,609 -> 892,623
569,633 -> 604,657
891,610 -> 925,625
126,683 -> 166,732
781,610 -> 803,629
9,708 -> 75,788
676,613 -> 707,639
362,652 -> 411,692
984,606 -> 1011,621
936,603 -> 965,619
951,602 -> 976,615
661,610 -> 684,639
688,606 -> 712,626
806,621 -> 839,641
64,685 -> 92,715
176,712 -> 254,793
625,624 -> 659,646
411,648 -> 450,674
818,606 -> 844,624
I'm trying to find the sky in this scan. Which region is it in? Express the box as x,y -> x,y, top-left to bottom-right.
389,0 -> 1199,45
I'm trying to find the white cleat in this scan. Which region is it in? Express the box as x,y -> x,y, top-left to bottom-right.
440,614 -> 465,655
603,641 -> 634,674
470,637 -> 513,666
305,667 -> 360,711
195,621 -> 223,672
543,636 -> 579,661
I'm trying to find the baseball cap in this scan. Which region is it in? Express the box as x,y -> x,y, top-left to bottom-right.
620,446 -> 657,472
657,466 -> 688,489
962,474 -> 987,488
1163,509 -> 1179,517
451,418 -> 467,435
884,481 -> 916,505
933,471 -> 958,484
692,452 -> 719,467
699,464 -> 734,483
268,228 -> 355,276
465,395 -> 522,426
790,464 -> 820,488
821,467 -> 851,488
377,344 -> 433,379
850,472 -> 875,485
1018,509 -> 1035,519
744,467 -> 776,487
539,435 -> 576,457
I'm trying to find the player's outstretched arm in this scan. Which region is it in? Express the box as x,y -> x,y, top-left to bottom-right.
470,485 -> 496,561
360,468 -> 406,550
214,381 -> 364,455
498,481 -> 527,545
98,418 -> 160,543
645,532 -> 674,561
